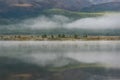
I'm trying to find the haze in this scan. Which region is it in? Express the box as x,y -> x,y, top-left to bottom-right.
1,13 -> 120,31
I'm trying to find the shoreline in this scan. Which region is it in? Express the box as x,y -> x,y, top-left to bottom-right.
0,35 -> 120,41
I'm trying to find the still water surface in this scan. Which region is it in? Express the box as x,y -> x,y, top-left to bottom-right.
0,41 -> 120,67
0,41 -> 120,80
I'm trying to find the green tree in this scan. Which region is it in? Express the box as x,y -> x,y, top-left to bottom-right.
58,34 -> 61,38
42,34 -> 47,38
74,34 -> 78,39
83,34 -> 88,38
51,35 -> 54,39
61,34 -> 65,38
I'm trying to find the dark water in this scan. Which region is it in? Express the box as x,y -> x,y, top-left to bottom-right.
0,41 -> 120,80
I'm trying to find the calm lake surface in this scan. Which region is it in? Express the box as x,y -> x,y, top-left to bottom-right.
0,41 -> 120,80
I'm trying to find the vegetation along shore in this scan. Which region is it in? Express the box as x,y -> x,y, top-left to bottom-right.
0,35 -> 120,41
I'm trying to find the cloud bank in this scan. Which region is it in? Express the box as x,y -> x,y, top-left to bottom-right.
66,14 -> 120,29
1,13 -> 120,30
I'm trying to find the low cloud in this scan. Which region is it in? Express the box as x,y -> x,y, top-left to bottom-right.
1,13 -> 120,30
21,13 -> 120,30
66,14 -> 120,29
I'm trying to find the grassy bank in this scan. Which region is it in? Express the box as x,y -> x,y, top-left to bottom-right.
0,35 -> 120,41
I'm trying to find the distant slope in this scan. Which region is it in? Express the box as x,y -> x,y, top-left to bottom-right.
0,0 -> 91,12
0,0 -> 120,19
82,2 -> 120,12
43,9 -> 104,18
89,0 -> 120,4
0,0 -> 91,18
47,0 -> 91,11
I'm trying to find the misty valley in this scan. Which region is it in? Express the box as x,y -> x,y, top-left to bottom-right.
0,41 -> 120,80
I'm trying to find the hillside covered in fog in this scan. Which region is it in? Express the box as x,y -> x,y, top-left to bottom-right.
0,0 -> 120,35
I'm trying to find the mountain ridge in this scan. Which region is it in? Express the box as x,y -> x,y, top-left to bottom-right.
82,2 -> 120,12
0,0 -> 120,18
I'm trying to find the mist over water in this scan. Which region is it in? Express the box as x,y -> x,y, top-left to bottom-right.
0,41 -> 120,68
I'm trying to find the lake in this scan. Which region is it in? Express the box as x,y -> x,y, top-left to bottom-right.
0,41 -> 120,80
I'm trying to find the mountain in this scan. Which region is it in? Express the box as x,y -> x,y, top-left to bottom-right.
0,0 -> 91,11
82,2 -> 120,12
0,0 -> 120,19
48,0 -> 91,11
0,0 -> 53,18
0,0 -> 92,18
89,0 -> 120,4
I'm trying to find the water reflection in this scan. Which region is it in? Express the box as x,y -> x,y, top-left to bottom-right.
0,41 -> 120,68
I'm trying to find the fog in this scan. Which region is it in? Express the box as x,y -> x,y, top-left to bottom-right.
66,14 -> 120,29
0,41 -> 120,68
1,13 -> 120,30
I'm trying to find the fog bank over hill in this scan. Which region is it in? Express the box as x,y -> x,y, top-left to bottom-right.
1,13 -> 119,30
0,13 -> 119,35
66,14 -> 120,29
